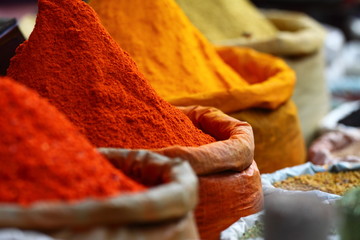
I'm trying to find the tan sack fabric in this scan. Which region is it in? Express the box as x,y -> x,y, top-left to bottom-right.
175,0 -> 277,44
0,149 -> 199,240
219,10 -> 329,145
219,10 -> 325,56
153,106 -> 263,240
89,0 -> 295,114
230,100 -> 306,174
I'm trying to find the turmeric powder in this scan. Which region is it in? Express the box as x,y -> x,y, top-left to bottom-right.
89,0 -> 295,113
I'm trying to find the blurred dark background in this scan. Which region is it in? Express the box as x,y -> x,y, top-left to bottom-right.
250,0 -> 360,40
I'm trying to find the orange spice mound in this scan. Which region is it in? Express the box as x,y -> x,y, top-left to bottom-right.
7,0 -> 215,149
0,77 -> 145,205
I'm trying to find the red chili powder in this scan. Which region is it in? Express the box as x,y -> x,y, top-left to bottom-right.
0,77 -> 145,205
6,0 -> 215,149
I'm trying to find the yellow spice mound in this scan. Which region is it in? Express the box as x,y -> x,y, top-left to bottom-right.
90,0 -> 295,113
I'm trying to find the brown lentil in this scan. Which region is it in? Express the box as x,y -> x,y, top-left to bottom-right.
273,171 -> 360,195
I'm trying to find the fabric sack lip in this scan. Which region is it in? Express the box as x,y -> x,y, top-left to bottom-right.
0,149 -> 198,230
149,105 -> 255,176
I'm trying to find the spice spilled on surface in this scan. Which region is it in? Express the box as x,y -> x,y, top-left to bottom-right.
0,77 -> 145,205
7,0 -> 215,149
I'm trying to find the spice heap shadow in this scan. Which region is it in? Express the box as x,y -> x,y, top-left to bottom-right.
7,0 -> 215,149
0,77 -> 145,206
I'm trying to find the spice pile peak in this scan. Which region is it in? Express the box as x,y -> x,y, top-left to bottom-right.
7,0 -> 215,149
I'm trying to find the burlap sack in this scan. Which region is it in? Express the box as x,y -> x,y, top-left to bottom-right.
0,149 -> 199,240
153,106 -> 263,240
230,100 -> 306,174
219,10 -> 330,145
216,46 -> 306,174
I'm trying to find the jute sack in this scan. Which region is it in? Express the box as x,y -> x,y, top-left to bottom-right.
219,10 -> 330,145
216,47 -> 306,174
0,149 -> 199,240
153,106 -> 263,240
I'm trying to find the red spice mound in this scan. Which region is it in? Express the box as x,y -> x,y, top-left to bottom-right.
7,0 -> 215,149
0,77 -> 145,205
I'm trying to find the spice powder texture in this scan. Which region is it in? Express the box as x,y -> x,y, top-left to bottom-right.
0,77 -> 145,206
273,171 -> 360,196
89,0 -> 294,113
7,0 -> 215,149
89,0 -> 247,103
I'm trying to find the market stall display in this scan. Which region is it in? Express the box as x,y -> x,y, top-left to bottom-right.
309,130 -> 360,165
133,105 -> 263,240
4,0 -> 264,238
177,1 -> 328,145
221,162 -> 360,240
90,0 -> 306,174
220,10 -> 329,146
0,147 -> 200,240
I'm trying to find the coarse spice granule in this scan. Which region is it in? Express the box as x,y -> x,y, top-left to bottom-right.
0,77 -> 145,206
273,171 -> 360,195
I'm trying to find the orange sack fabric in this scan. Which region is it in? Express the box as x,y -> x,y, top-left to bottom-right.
89,0 -> 305,173
152,106 -> 263,240
89,0 -> 295,113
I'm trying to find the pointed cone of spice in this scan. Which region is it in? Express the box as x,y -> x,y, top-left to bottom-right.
7,0 -> 215,149
89,0 -> 294,113
0,77 -> 145,206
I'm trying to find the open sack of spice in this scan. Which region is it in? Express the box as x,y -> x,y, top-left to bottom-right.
5,0 -> 263,239
174,0 -> 328,146
89,0 -> 306,174
221,194 -> 338,240
221,162 -> 360,240
149,105 -> 263,240
0,77 -> 199,239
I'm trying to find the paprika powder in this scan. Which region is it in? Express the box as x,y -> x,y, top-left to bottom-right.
7,0 -> 215,149
0,77 -> 145,206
